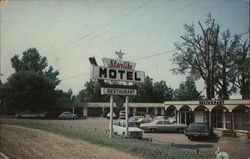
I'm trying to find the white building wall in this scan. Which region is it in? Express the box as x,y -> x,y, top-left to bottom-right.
195,111 -> 204,123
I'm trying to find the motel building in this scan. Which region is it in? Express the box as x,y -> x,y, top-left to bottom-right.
84,99 -> 250,131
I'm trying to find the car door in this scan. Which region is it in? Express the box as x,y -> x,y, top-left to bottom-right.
163,121 -> 176,132
65,112 -> 71,119
156,120 -> 164,132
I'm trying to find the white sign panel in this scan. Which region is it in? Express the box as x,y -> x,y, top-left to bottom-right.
101,88 -> 137,96
102,58 -> 136,70
91,65 -> 145,83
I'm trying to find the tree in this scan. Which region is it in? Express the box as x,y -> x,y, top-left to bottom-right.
172,13 -> 248,99
131,76 -> 174,103
54,89 -> 74,106
173,77 -> 202,101
5,48 -> 60,111
214,30 -> 239,99
172,13 -> 219,99
11,48 -> 60,87
131,76 -> 154,102
80,80 -> 108,102
153,80 -> 173,102
5,71 -> 56,111
233,40 -> 250,99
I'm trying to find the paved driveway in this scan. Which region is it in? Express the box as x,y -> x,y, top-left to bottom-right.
1,117 -> 249,159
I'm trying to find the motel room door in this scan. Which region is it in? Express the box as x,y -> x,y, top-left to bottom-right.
180,111 -> 193,125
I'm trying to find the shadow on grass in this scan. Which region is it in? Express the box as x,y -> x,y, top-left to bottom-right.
174,144 -> 214,149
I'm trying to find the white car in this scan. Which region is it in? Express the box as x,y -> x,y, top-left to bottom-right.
140,120 -> 187,133
113,121 -> 143,139
106,112 -> 118,119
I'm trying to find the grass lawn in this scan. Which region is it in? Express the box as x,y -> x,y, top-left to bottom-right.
1,120 -> 208,159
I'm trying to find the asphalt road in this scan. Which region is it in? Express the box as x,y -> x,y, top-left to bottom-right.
1,117 -> 250,159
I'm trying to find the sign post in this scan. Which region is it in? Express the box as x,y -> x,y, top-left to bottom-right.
125,96 -> 129,136
110,95 -> 114,138
89,50 -> 145,138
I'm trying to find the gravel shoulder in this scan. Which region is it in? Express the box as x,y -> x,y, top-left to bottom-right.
0,124 -> 141,159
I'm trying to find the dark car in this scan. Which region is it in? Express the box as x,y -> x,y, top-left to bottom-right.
185,123 -> 214,140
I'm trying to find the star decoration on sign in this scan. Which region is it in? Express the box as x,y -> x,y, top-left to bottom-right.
115,50 -> 125,60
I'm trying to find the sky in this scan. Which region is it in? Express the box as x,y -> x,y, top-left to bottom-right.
0,0 -> 249,98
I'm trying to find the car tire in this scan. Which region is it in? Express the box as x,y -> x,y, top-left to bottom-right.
122,132 -> 126,138
150,128 -> 157,133
17,115 -> 22,119
177,128 -> 184,133
73,116 -> 77,119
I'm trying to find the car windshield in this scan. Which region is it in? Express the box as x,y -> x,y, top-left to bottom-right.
188,123 -> 207,131
121,122 -> 137,127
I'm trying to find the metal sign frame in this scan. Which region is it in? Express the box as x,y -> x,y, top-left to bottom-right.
89,54 -> 144,138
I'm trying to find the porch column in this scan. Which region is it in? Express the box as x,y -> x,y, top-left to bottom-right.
232,112 -> 234,130
223,110 -> 226,129
209,111 -> 212,128
102,107 -> 105,117
72,106 -> 75,114
83,106 -> 87,117
133,107 -> 137,116
179,111 -> 182,124
184,112 -> 187,125
146,107 -> 149,113
161,107 -> 164,115
154,108 -> 158,115
175,110 -> 178,123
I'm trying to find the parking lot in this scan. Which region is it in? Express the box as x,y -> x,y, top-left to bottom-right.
2,117 -> 250,159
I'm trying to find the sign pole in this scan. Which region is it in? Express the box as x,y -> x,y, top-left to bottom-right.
109,95 -> 114,138
125,95 -> 129,136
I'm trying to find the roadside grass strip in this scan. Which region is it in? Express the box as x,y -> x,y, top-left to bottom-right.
1,121 -> 208,159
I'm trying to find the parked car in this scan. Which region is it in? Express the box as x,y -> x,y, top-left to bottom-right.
140,120 -> 187,133
135,118 -> 152,127
113,121 -> 143,139
119,110 -> 126,119
185,123 -> 214,140
15,112 -> 46,119
106,112 -> 118,119
58,112 -> 78,119
129,116 -> 143,122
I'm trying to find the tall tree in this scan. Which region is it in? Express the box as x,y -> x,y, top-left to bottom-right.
11,48 -> 60,87
6,48 -> 60,111
233,40 -> 250,99
172,13 -> 248,99
173,77 -> 202,101
172,13 -> 219,99
214,30 -> 239,99
5,71 -> 56,111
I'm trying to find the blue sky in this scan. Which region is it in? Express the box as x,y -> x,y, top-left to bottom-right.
0,0 -> 249,98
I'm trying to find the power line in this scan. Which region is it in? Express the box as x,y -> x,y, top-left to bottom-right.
55,1 -> 182,61
61,50 -> 175,81
62,72 -> 90,81
48,0 -> 156,56
130,50 -> 175,61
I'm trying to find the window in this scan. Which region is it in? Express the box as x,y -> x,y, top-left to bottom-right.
163,121 -> 170,125
157,121 -> 163,125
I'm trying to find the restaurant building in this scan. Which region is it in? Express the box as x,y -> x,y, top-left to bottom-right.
84,99 -> 250,131
164,99 -> 250,131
